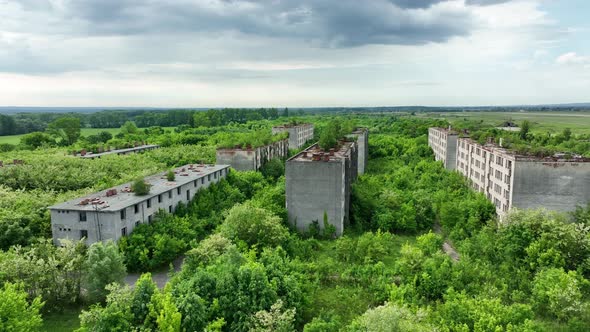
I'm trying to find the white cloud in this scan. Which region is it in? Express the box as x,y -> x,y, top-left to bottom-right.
556,52 -> 590,66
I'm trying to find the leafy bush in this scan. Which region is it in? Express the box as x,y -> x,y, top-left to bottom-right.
131,178 -> 151,196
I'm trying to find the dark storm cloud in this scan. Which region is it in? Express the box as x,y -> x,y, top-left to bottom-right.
15,0 -> 474,47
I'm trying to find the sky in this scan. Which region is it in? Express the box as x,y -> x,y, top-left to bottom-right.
0,0 -> 588,107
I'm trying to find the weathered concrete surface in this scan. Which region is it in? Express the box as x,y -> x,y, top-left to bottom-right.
512,161 -> 590,213
286,142 -> 358,236
349,128 -> 368,175
216,139 -> 289,171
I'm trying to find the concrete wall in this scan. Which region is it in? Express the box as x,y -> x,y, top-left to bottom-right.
445,135 -> 457,170
273,124 -> 314,149
51,168 -> 228,245
216,139 -> 289,172
286,160 -> 347,236
349,129 -> 368,175
512,161 -> 590,213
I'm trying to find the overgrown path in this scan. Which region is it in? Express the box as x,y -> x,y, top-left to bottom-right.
125,256 -> 184,288
433,222 -> 460,262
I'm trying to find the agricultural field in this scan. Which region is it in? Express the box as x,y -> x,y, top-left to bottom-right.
422,111 -> 590,135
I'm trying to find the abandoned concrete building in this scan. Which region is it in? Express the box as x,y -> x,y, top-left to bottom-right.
455,137 -> 590,216
49,164 -> 230,245
348,128 -> 369,175
216,138 -> 289,171
428,127 -> 457,170
272,123 -> 315,149
78,144 -> 160,159
286,141 -> 358,236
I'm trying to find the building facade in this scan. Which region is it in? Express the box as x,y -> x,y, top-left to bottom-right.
272,123 -> 315,149
216,139 -> 289,171
348,128 -> 369,175
49,164 -> 230,245
456,137 -> 590,216
428,127 -> 458,170
285,141 -> 358,236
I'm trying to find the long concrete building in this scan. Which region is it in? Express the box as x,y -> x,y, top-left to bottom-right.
428,127 -> 590,216
49,164 -> 230,245
428,127 -> 457,170
77,144 -> 160,159
272,123 -> 315,149
456,137 -> 590,216
216,138 -> 289,171
286,141 -> 358,236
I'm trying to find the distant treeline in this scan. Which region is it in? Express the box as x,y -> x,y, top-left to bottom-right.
0,108 -> 297,136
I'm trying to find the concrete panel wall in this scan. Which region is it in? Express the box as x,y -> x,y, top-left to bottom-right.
216,139 -> 289,172
352,129 -> 368,175
286,160 -> 346,236
445,135 -> 457,170
512,161 -> 590,213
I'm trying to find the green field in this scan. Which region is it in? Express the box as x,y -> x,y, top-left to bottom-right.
422,111 -> 590,135
0,127 -> 176,145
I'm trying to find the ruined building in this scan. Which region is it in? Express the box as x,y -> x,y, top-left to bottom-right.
49,164 -> 230,245
286,141 -> 358,236
215,138 -> 289,171
428,127 -> 457,170
272,123 -> 315,149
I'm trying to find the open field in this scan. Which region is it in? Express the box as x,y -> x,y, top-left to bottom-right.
422,111 -> 590,135
0,127 -> 176,145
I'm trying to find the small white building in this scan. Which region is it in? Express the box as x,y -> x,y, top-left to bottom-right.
49,164 -> 230,245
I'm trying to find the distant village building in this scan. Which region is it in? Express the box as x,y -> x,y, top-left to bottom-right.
428,127 -> 590,216
272,123 -> 315,149
49,164 -> 230,245
286,141 -> 358,236
216,139 -> 289,171
496,121 -> 521,132
428,127 -> 458,170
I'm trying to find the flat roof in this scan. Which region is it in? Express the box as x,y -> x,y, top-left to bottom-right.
288,142 -> 354,163
80,144 -> 160,159
49,164 -> 230,212
430,127 -> 458,135
458,137 -> 589,162
272,123 -> 313,129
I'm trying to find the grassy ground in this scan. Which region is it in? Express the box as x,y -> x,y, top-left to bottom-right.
0,127 -> 176,145
421,111 -> 590,135
42,307 -> 83,332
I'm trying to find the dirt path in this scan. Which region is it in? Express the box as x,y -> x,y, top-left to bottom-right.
433,222 -> 460,262
125,256 -> 184,288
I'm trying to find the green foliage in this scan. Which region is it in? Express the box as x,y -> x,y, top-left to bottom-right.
221,202 -> 289,249
166,169 -> 176,181
185,233 -> 236,267
130,273 -> 157,326
47,116 -> 81,145
20,131 -> 56,149
532,268 -> 587,321
345,303 -> 433,332
0,282 -> 44,332
131,177 -> 151,196
77,283 -> 133,332
250,299 -> 296,332
260,157 -> 285,180
119,121 -> 139,135
84,241 -> 127,302
520,120 -> 530,140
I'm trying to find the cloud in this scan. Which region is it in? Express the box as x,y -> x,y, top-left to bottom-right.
555,52 -> 590,66
10,0 -> 474,47
465,0 -> 513,5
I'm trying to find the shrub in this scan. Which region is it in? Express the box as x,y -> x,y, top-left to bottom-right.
132,178 -> 151,196
166,170 -> 175,182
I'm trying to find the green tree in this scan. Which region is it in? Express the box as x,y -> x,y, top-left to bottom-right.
519,120 -> 530,140
84,241 -> 127,302
250,299 -> 296,332
77,283 -> 133,332
20,131 -> 55,149
532,268 -> 585,321
0,282 -> 44,332
47,117 -> 81,145
131,178 -> 151,196
221,202 -> 289,248
563,128 -> 572,141
156,293 -> 182,332
345,303 -> 433,332
167,170 -> 176,182
130,273 -> 157,326
120,121 -> 139,135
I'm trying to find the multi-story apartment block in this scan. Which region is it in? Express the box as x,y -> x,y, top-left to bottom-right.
272,123 -> 315,149
49,164 -> 230,245
286,141 -> 358,236
428,127 -> 458,170
216,139 -> 289,171
456,137 -> 590,216
348,128 -> 369,175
